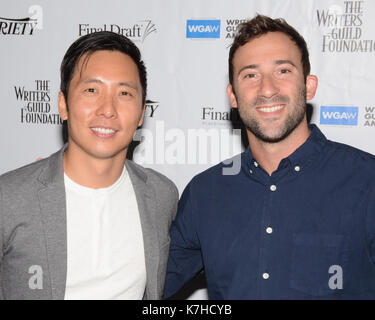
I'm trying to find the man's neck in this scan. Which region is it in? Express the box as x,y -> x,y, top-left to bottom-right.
63,144 -> 127,189
248,121 -> 310,176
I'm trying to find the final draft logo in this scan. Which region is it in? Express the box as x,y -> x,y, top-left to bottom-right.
79,20 -> 156,42
14,80 -> 63,125
316,0 -> 375,53
201,106 -> 241,127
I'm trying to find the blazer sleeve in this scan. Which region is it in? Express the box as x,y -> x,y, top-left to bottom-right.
163,181 -> 203,299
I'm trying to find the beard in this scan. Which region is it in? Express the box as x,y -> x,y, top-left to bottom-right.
236,87 -> 307,143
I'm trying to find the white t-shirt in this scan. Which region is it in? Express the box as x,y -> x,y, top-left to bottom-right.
63,166 -> 146,300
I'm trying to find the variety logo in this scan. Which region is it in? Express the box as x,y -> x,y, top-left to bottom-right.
320,106 -> 358,126
0,17 -> 37,35
0,5 -> 43,35
186,20 -> 220,38
145,100 -> 159,118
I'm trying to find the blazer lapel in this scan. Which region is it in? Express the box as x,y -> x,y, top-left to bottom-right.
35,150 -> 158,300
37,147 -> 67,300
125,160 -> 159,300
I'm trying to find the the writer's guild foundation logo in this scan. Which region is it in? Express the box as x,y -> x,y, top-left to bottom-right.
14,80 -> 63,125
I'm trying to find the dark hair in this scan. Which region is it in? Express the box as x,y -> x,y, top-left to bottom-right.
228,14 -> 310,85
60,31 -> 147,105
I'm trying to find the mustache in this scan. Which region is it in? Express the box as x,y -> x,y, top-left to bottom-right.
250,95 -> 290,107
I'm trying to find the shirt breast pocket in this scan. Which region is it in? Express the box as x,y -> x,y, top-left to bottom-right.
290,233 -> 349,297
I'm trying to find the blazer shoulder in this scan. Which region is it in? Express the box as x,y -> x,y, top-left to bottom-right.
126,160 -> 179,198
126,160 -> 179,225
0,158 -> 49,189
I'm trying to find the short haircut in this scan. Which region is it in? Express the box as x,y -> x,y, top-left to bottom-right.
60,31 -> 147,105
228,14 -> 311,85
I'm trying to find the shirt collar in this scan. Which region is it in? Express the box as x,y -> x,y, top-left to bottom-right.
242,124 -> 327,172
288,124 -> 327,165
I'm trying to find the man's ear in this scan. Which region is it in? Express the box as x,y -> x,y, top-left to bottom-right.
226,84 -> 238,108
306,75 -> 318,100
137,104 -> 146,127
58,92 -> 68,120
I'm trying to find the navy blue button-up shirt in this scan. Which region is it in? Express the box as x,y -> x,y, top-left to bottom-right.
164,124 -> 375,299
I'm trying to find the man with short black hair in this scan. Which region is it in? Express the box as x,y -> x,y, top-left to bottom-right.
164,15 -> 375,299
0,31 -> 178,300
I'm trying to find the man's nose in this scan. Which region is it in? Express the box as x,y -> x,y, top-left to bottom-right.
96,93 -> 117,119
259,74 -> 279,99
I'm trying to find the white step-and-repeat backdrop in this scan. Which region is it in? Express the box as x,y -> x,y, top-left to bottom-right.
1,0 -> 375,299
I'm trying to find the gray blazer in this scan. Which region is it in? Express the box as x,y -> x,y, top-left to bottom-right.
0,146 -> 178,300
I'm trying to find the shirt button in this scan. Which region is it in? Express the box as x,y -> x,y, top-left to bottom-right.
254,161 -> 259,167
249,169 -> 253,174
294,166 -> 301,172
262,273 -> 270,280
270,185 -> 277,192
266,227 -> 273,234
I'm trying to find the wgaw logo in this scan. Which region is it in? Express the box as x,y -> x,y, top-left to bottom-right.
186,20 -> 220,38
320,106 -> 358,126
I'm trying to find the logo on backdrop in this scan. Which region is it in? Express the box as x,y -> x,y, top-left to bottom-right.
316,1 -> 375,53
224,18 -> 247,39
320,106 -> 359,126
79,20 -> 156,42
0,5 -> 43,35
14,80 -> 63,125
364,106 -> 375,127
186,20 -> 221,38
201,106 -> 241,127
0,17 -> 37,35
145,100 -> 160,118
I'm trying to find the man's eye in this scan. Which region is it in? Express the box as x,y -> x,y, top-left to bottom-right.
121,91 -> 131,96
85,88 -> 96,93
244,73 -> 257,79
279,69 -> 291,74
